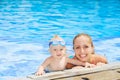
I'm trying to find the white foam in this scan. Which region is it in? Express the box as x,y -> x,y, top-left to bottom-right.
0,41 -> 49,75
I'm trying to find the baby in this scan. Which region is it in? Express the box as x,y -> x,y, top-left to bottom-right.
35,35 -> 85,75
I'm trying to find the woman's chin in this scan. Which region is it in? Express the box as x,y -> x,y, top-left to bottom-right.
80,57 -> 87,62
76,56 -> 87,62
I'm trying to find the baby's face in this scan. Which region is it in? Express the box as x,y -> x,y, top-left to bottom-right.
49,45 -> 66,58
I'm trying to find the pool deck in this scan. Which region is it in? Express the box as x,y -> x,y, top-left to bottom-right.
7,62 -> 120,80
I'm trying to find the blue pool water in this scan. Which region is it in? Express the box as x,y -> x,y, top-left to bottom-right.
0,0 -> 120,79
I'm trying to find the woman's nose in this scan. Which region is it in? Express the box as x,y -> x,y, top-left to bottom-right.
80,48 -> 85,54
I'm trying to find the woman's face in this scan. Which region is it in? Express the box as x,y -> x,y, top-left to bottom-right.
73,36 -> 94,62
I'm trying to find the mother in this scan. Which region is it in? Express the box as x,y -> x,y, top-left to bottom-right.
66,33 -> 107,69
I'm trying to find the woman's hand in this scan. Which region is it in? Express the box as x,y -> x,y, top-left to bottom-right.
72,66 -> 84,69
96,62 -> 106,66
85,62 -> 96,68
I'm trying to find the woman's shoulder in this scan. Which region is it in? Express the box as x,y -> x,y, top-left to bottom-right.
93,54 -> 106,59
91,53 -> 102,57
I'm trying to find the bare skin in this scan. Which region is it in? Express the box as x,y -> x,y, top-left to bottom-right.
66,33 -> 107,69
35,45 -> 86,76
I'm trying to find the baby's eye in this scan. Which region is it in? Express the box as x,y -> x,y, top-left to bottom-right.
54,49 -> 57,51
60,49 -> 63,51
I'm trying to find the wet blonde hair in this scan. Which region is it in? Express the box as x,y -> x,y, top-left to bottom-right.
50,35 -> 64,41
73,33 -> 94,54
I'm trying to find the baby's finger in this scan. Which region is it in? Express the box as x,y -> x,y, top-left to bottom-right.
35,73 -> 41,76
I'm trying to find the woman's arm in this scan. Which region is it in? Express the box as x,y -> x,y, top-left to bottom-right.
66,57 -> 85,66
90,54 -> 108,65
66,56 -> 79,69
66,63 -> 75,69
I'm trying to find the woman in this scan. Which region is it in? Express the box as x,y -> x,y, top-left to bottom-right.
66,33 -> 107,69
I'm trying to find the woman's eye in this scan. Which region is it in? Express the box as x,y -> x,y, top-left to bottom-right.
75,47 -> 79,49
84,46 -> 89,48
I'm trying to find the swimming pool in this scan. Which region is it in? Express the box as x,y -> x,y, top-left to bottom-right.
0,0 -> 120,79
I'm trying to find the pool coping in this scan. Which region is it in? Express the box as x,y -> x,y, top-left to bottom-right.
6,62 -> 120,80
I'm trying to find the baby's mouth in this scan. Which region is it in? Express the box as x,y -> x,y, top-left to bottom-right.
57,54 -> 62,56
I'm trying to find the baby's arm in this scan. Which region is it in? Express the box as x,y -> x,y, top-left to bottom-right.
66,58 -> 85,66
35,57 -> 51,76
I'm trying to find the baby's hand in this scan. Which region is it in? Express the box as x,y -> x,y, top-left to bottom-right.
85,62 -> 96,68
35,66 -> 45,76
35,70 -> 45,76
